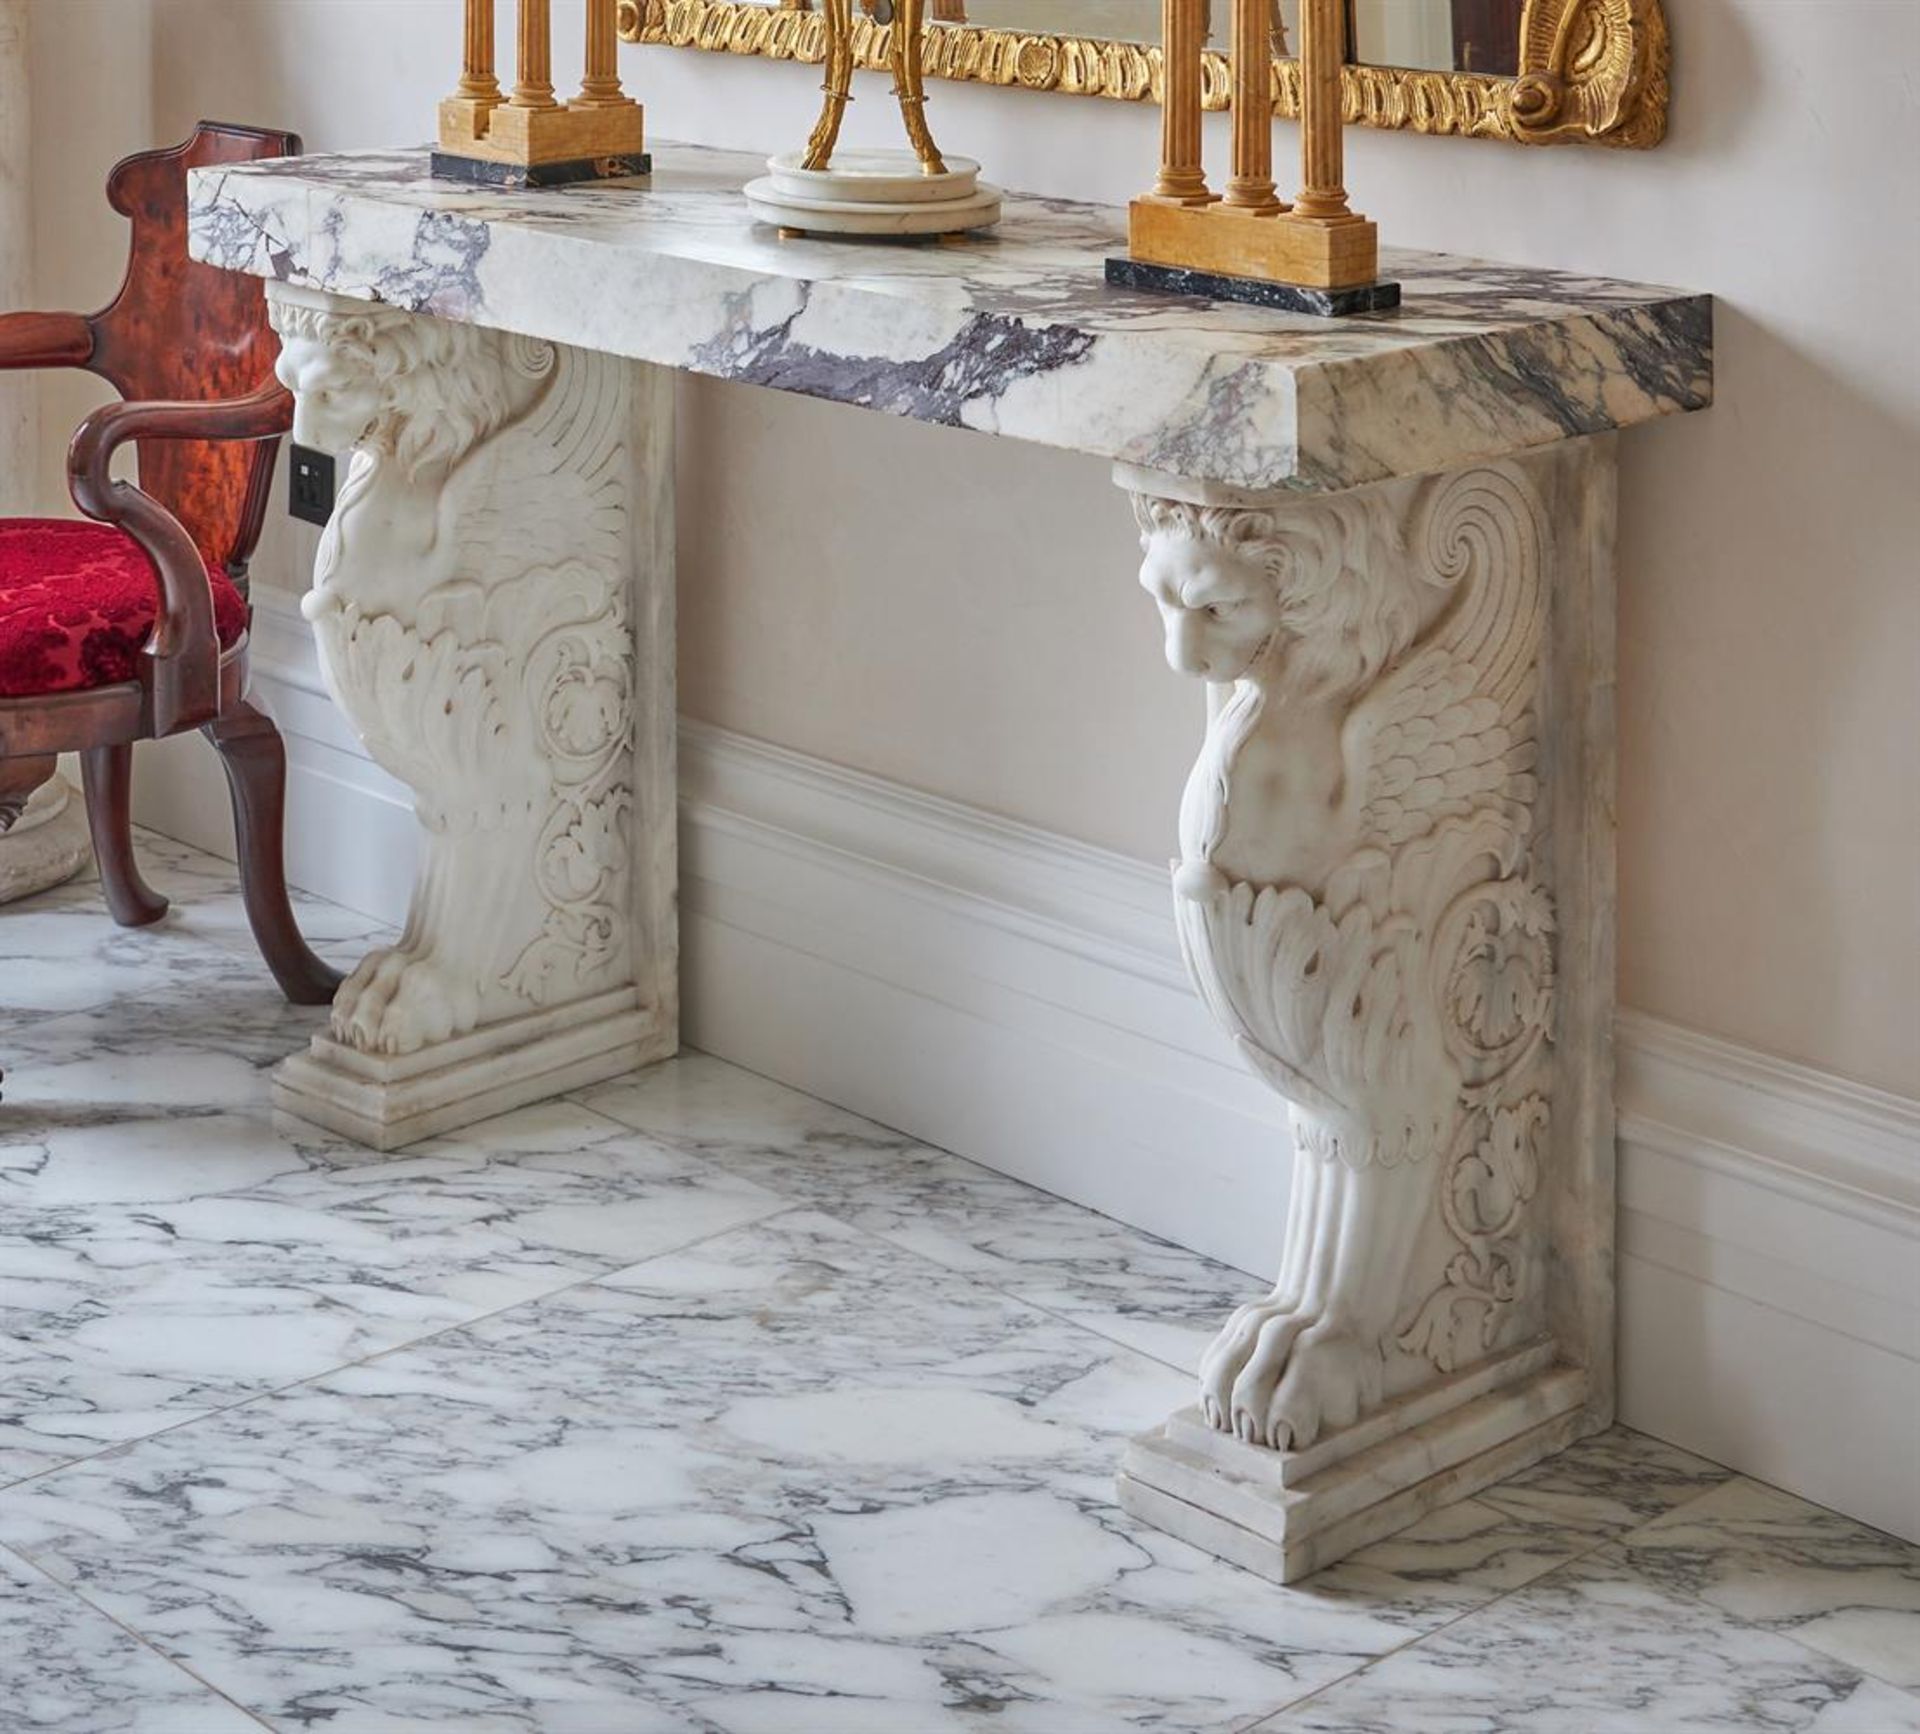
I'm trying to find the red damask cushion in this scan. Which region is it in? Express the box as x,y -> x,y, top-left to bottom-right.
0,518 -> 247,698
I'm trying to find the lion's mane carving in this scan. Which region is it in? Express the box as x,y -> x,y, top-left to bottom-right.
270,298 -> 553,484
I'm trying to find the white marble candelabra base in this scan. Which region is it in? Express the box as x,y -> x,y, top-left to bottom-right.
745,150 -> 1002,237
0,776 -> 91,906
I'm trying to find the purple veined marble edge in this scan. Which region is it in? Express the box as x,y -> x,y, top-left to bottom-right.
186,141 -> 1712,493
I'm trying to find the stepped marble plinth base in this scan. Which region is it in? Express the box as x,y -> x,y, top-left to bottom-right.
0,777 -> 91,905
1120,1354 -> 1587,1582
274,987 -> 674,1151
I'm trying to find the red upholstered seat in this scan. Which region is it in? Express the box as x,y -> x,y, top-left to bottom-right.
0,518 -> 247,698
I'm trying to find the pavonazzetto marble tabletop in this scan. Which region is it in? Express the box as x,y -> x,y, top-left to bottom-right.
186,142 -> 1712,493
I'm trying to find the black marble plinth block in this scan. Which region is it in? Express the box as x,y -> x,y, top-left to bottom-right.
430,152 -> 652,190
1106,256 -> 1402,318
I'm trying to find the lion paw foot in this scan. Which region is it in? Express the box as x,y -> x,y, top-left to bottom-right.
1260,1324 -> 1385,1452
332,947 -> 475,1056
1199,1295 -> 1320,1445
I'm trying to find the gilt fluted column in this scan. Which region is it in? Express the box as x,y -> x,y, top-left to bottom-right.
1224,0 -> 1280,212
578,0 -> 623,105
511,0 -> 558,108
456,0 -> 502,104
1293,0 -> 1350,218
1153,0 -> 1211,204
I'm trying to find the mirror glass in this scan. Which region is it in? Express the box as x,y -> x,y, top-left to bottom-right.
783,3 -> 1524,79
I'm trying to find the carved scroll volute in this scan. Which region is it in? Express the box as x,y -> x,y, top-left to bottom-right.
1510,0 -> 1669,148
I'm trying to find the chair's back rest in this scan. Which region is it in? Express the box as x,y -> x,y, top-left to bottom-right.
84,122 -> 302,581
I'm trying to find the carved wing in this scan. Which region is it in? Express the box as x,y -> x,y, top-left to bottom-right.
446,355 -> 628,600
441,352 -> 637,1004
1352,468 -> 1547,852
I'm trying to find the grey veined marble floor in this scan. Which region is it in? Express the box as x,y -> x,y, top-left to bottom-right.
2,831 -> 1917,1734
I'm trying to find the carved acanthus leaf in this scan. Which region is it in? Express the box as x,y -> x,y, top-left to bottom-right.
1398,1096 -> 1549,1370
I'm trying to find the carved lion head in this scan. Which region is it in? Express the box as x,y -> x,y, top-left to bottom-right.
1134,498 -> 1284,683
269,296 -> 555,482
1133,485 -> 1423,694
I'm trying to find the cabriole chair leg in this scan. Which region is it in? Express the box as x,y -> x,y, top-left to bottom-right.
203,699 -> 343,1007
80,742 -> 167,926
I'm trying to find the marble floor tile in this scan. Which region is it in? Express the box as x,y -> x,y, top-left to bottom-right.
1263,1544 -> 1920,1734
0,1210 -> 1587,1734
2,826 -> 388,1040
34,827 -> 380,942
0,892 -> 264,1030
3,830 -> 1902,1734
0,1542 -> 264,1732
0,1099 -> 788,1487
1472,1418 -> 1735,1538
1620,1476 -> 1920,1693
572,1048 -> 907,1150
576,1053 -> 1256,1375
27,829 -> 241,915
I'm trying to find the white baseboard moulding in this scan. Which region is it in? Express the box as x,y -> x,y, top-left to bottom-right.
129,596 -> 1920,1545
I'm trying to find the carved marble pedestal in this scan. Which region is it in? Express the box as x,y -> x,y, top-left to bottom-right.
1115,439 -> 1617,1579
264,286 -> 678,1149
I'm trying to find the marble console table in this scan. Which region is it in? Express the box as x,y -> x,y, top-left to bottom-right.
187,142 -> 1711,1581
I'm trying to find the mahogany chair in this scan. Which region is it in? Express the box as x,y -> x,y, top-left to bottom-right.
0,121 -> 338,1005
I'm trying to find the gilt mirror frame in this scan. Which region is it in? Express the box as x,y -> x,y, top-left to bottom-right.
615,0 -> 1669,149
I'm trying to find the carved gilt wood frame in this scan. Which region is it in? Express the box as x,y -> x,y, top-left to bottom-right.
615,0 -> 1669,148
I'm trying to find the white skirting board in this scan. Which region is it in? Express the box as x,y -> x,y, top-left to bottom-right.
132,587 -> 1920,1544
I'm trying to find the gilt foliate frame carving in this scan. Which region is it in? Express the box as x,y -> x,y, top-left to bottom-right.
615,0 -> 1669,148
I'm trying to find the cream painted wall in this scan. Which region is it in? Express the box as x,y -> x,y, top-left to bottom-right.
23,0 -> 154,512
0,0 -> 33,514
22,0 -> 1912,1100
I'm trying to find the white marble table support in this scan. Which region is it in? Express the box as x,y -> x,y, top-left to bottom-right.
264,284 -> 678,1150
1115,437 -> 1618,1580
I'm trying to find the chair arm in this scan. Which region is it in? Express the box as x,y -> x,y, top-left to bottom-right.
0,310 -> 94,372
65,381 -> 293,738
69,380 -> 295,462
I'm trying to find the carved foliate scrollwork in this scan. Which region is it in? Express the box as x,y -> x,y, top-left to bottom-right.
269,292 -> 636,1059
623,0 -> 1668,148
1136,461 -> 1558,1450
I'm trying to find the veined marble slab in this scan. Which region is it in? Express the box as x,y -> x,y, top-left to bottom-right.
185,144 -> 1711,493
